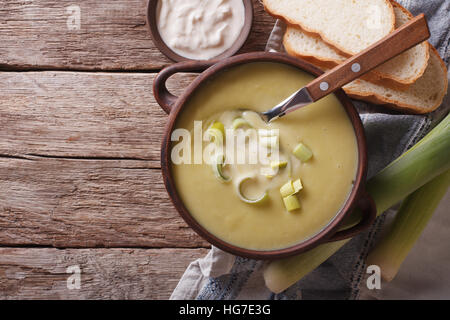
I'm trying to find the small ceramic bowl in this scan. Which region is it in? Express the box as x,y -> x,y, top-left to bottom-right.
153,52 -> 377,260
147,0 -> 254,62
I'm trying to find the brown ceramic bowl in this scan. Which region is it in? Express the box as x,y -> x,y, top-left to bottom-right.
147,0 -> 254,62
153,52 -> 377,260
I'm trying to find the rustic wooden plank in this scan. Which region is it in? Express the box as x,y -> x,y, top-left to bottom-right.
0,247 -> 208,299
0,71 -> 197,163
0,157 -> 208,247
0,0 -> 275,71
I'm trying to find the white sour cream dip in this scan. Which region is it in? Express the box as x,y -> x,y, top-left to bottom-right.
156,0 -> 246,60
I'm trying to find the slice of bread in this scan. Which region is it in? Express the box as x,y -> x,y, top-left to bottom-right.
342,45 -> 448,114
284,1 -> 430,85
263,0 -> 395,55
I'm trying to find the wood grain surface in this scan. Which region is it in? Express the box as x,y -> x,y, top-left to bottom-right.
0,157 -> 208,247
0,0 -> 274,299
0,71 -> 196,162
0,248 -> 208,299
0,0 -> 275,71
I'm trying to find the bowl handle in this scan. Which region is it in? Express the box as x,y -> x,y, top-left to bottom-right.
153,60 -> 217,114
326,190 -> 377,242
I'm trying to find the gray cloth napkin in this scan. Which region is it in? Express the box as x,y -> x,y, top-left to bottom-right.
170,0 -> 450,300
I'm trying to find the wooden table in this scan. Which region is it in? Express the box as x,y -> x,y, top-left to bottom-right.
0,0 -> 275,299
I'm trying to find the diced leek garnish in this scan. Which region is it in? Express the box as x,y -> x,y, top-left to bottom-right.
211,155 -> 230,182
206,121 -> 225,148
270,161 -> 288,169
280,178 -> 303,198
264,114 -> 450,294
210,121 -> 225,135
293,178 -> 303,193
283,194 -> 301,211
280,180 -> 295,198
293,143 -> 313,162
236,176 -> 269,204
206,127 -> 224,146
232,118 -> 250,130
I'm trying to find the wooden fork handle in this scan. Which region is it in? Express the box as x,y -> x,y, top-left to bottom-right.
306,14 -> 430,101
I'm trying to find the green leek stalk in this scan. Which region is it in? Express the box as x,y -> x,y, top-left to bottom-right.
264,114 -> 450,293
366,169 -> 450,282
365,115 -> 450,215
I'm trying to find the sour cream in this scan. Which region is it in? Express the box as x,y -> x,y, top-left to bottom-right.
156,0 -> 246,60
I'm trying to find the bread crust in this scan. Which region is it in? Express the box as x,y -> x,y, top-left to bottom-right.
281,1 -> 429,85
287,43 -> 447,114
344,45 -> 448,114
263,0 -> 396,56
283,34 -> 411,92
374,1 -> 430,84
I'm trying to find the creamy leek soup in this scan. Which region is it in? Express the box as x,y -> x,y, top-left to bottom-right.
171,62 -> 358,250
